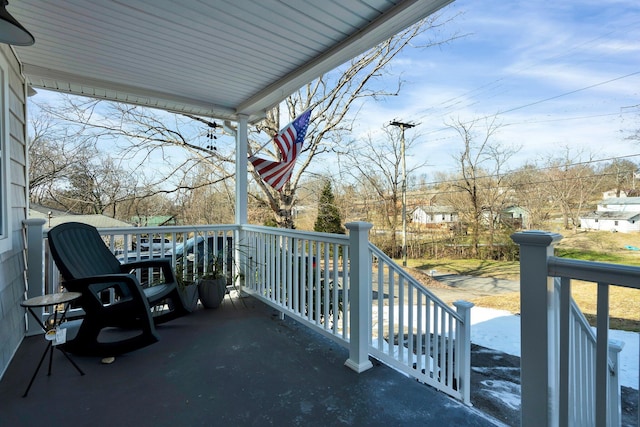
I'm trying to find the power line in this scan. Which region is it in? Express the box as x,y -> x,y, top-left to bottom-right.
410,152 -> 640,190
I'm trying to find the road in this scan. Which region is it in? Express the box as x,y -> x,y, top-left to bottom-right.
426,273 -> 519,304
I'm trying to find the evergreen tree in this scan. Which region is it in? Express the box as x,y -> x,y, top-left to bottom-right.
314,181 -> 345,234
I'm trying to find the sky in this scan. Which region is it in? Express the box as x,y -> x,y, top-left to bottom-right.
29,0 -> 640,184
349,0 -> 640,180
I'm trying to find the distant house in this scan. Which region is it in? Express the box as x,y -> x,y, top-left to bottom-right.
580,197 -> 640,233
500,206 -> 529,229
412,205 -> 458,226
601,189 -> 640,199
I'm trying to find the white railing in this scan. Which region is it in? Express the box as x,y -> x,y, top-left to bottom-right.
368,244 -> 473,404
44,224 -> 240,294
25,220 -> 472,403
554,276 -> 624,427
513,231 -> 636,427
240,224 -> 350,344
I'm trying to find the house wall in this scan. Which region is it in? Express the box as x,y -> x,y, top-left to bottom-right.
412,208 -> 458,225
0,45 -> 28,379
580,218 -> 640,233
599,199 -> 640,212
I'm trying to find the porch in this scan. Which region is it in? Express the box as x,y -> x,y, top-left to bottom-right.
0,294 -> 498,427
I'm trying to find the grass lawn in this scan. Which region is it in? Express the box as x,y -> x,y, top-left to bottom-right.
408,230 -> 640,332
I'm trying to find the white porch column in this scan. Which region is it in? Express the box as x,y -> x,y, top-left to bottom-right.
23,218 -> 46,336
235,115 -> 249,295
511,231 -> 563,427
344,221 -> 373,373
235,114 -> 248,225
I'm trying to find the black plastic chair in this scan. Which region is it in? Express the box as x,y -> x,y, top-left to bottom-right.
47,222 -> 189,356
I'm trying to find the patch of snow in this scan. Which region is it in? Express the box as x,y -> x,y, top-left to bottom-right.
479,380 -> 521,410
470,306 -> 639,389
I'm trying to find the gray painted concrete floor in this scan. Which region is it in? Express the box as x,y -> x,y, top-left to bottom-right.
1,295 -> 503,427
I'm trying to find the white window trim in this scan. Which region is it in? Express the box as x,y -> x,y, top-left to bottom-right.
0,51 -> 12,253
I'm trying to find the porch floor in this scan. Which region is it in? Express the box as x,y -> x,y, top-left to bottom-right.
1,293 -> 500,427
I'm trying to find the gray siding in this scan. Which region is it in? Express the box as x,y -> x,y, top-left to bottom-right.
0,44 -> 28,379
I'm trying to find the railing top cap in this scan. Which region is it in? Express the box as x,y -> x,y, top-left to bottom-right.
511,230 -> 563,246
345,221 -> 373,231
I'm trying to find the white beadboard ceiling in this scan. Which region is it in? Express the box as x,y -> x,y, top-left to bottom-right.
9,0 -> 452,122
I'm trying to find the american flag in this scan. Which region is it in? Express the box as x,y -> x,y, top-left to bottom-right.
250,109 -> 312,191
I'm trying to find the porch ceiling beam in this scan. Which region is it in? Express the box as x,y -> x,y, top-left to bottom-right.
23,64 -> 239,121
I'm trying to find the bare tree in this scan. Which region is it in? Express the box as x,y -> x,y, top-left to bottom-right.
597,159 -> 638,196
540,147 -> 600,231
28,109 -> 96,204
510,163 -> 553,229
52,155 -> 143,216
341,126 -> 425,257
440,117 -> 518,257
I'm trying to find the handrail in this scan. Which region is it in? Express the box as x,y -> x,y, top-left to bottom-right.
548,256 -> 640,289
368,241 -> 471,404
369,243 -> 462,320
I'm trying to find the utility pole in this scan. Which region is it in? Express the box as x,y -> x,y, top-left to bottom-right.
389,120 -> 416,267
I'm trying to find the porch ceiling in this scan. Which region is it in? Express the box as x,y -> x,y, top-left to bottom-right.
9,0 -> 452,123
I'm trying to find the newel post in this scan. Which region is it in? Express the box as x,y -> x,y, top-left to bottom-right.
454,300 -> 474,405
344,221 -> 374,373
23,218 -> 46,336
511,231 -> 563,427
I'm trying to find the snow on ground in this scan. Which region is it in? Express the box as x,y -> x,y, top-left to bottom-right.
471,306 -> 639,389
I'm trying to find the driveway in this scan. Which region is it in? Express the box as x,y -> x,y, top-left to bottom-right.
426,273 -> 519,303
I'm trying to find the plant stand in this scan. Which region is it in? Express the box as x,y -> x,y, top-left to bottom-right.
197,277 -> 226,309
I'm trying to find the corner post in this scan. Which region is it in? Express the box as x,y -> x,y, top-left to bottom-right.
511,231 -> 563,427
23,218 -> 46,336
607,339 -> 624,427
453,300 -> 474,405
344,221 -> 373,373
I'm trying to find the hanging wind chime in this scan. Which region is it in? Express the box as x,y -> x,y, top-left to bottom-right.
205,121 -> 219,151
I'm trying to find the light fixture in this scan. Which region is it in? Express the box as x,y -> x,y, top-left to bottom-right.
0,0 -> 34,46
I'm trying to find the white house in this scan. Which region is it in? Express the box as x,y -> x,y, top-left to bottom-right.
580,197 -> 640,233
411,205 -> 458,226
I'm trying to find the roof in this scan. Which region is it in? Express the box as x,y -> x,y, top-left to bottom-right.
29,211 -> 134,229
600,197 -> 640,206
10,0 -> 452,123
580,211 -> 640,221
413,205 -> 457,214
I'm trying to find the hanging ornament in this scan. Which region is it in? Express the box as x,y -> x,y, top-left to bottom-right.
204,121 -> 219,151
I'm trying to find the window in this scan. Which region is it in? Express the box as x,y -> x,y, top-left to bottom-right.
614,221 -> 619,226
0,52 -> 11,253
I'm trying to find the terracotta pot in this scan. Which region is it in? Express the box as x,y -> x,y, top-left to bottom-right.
197,277 -> 226,309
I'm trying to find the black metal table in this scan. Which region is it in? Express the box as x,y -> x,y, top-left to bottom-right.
20,292 -> 85,397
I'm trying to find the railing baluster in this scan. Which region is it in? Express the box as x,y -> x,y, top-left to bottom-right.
559,276 -> 571,427
595,282 -> 610,427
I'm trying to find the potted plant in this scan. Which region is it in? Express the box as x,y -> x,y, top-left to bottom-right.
175,262 -> 200,312
197,253 -> 227,309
